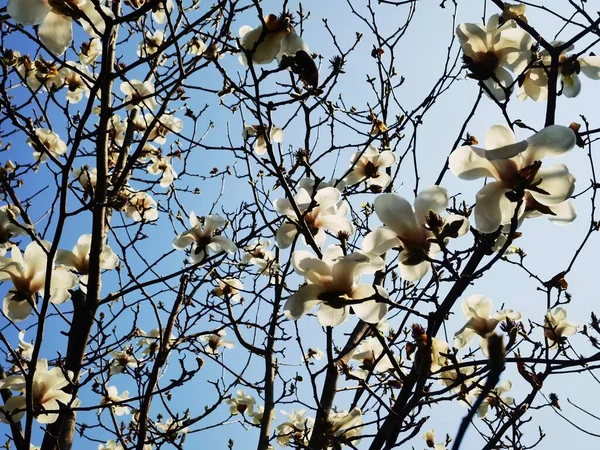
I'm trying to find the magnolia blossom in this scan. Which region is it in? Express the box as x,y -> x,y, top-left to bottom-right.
544,307 -> 578,348
248,405 -> 265,425
437,356 -> 474,392
0,241 -> 78,321
519,42 -> 600,100
152,0 -> 173,24
213,277 -> 244,302
0,205 -> 29,255
344,146 -> 396,190
17,330 -> 34,361
350,336 -> 396,379
242,124 -> 284,155
423,429 -> 447,450
199,329 -> 235,355
467,380 -> 515,419
449,124 -> 576,233
303,347 -> 324,362
109,346 -> 138,375
120,80 -> 158,110
137,30 -> 165,58
172,213 -> 237,264
27,128 -> 67,163
0,359 -> 74,424
146,114 -> 184,144
274,186 -> 353,249
454,295 -> 521,355
107,114 -> 127,147
56,234 -> 119,291
59,63 -> 93,103
156,418 -> 189,439
456,14 -> 532,100
137,328 -> 175,356
7,0 -> 114,55
328,408 -> 363,444
73,166 -> 97,198
123,190 -> 159,222
242,238 -> 276,276
285,246 -> 388,327
276,409 -> 314,447
99,386 -> 130,416
147,155 -> 177,188
238,14 -> 309,66
226,389 -> 255,415
187,36 -> 207,56
363,186 -> 468,281
79,38 -> 102,65
429,337 -> 450,373
98,441 -> 124,450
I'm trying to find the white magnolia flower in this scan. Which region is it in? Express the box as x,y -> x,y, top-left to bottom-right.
242,238 -> 276,276
456,14 -> 532,100
124,189 -> 159,222
172,213 -> 237,264
0,359 -> 74,424
242,124 -> 284,155
519,42 -> 600,100
147,155 -> 178,188
152,0 -> 173,24
59,62 -> 93,103
0,205 -> 29,256
544,307 -> 578,349
274,187 -> 353,249
7,0 -> 114,55
285,246 -> 388,327
212,277 -> 244,302
449,124 -> 577,233
120,80 -> 158,110
276,409 -> 314,447
145,114 -> 183,145
56,234 -> 118,292
328,407 -> 363,443
199,329 -> 235,355
423,428 -> 447,449
109,346 -> 138,375
27,128 -> 67,163
226,389 -> 255,415
99,386 -> 130,416
79,38 -> 102,65
453,295 -> 521,355
107,114 -> 127,147
17,330 -> 34,361
248,405 -> 265,425
137,30 -> 165,58
156,417 -> 189,439
238,14 -> 309,66
73,166 -> 97,198
303,347 -> 324,362
187,36 -> 207,56
98,441 -> 124,450
467,380 -> 515,419
430,337 -> 450,373
137,328 -> 175,356
363,186 -> 468,281
437,356 -> 474,392
0,241 -> 79,321
350,336 -> 396,379
344,146 -> 396,190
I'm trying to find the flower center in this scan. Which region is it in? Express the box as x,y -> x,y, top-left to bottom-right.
464,51 -> 499,80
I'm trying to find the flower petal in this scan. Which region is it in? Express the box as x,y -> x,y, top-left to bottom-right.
413,186 -> 449,222
474,182 -> 515,233
284,284 -> 323,320
316,303 -> 348,327
530,163 -> 575,205
579,56 -> 600,80
38,10 -> 73,56
373,193 -> 419,238
520,125 -> 575,164
7,0 -> 51,25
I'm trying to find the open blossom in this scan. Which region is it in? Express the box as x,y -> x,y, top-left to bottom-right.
544,307 -> 578,348
0,241 -> 79,321
27,128 -> 67,163
7,0 -> 114,55
238,14 -> 309,66
187,36 -> 207,56
242,238 -> 276,274
137,30 -> 165,57
362,186 -> 468,281
79,38 -> 102,65
17,330 -> 34,361
274,186 -> 353,249
0,359 -> 74,424
453,295 -> 521,355
172,213 -> 237,264
285,245 -> 388,327
137,328 -> 175,356
242,124 -> 284,155
99,386 -> 130,416
213,277 -> 244,302
465,380 -> 515,419
248,405 -> 265,425
156,418 -> 189,439
226,390 -> 255,415
344,146 -> 396,190
450,124 -> 576,233
147,155 -> 177,188
124,189 -> 159,222
0,205 -> 29,256
120,80 -> 158,110
350,336 -> 396,379
109,345 -> 138,375
199,329 -> 235,354
56,234 -> 119,291
519,42 -> 600,100
59,62 -> 93,103
457,14 -> 532,100
328,408 -> 363,444
276,409 -> 314,447
152,0 -> 173,24
303,347 -> 324,362
145,114 -> 184,145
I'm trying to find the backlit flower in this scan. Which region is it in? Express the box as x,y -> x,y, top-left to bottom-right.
0,205 -> 29,256
350,336 -> 396,379
99,386 -> 130,416
147,155 -> 177,188
242,124 -> 284,155
226,390 -> 255,415
27,128 -> 67,163
544,307 -> 578,349
344,146 -> 396,190
120,79 -> 158,110
276,409 -> 314,447
137,30 -> 165,58
212,277 -> 243,302
199,329 -> 235,355
172,213 -> 237,264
